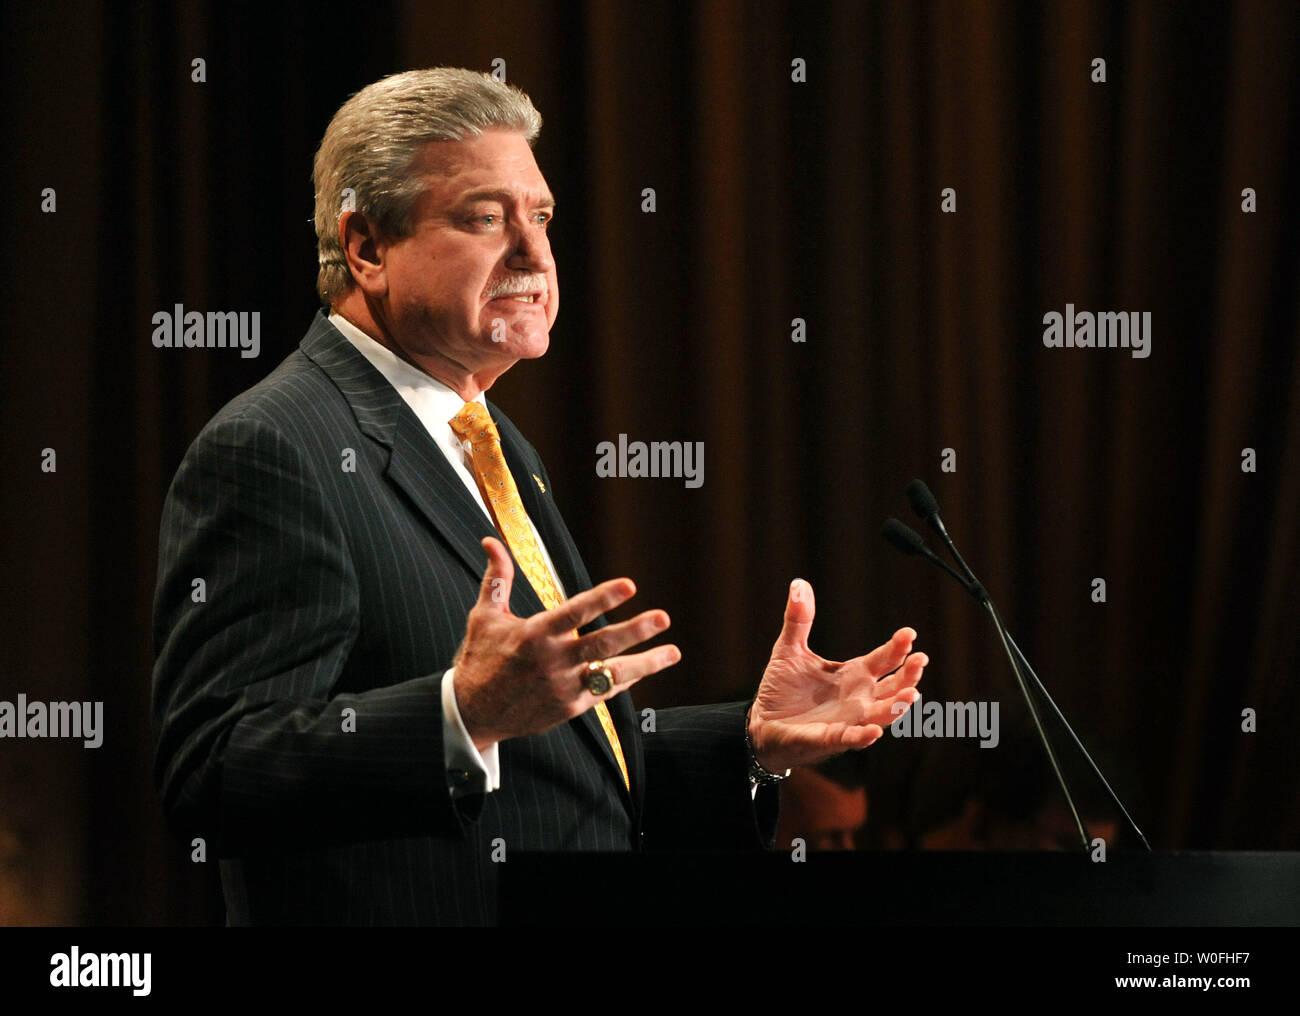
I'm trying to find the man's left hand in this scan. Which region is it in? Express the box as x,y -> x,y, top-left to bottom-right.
749,578 -> 928,773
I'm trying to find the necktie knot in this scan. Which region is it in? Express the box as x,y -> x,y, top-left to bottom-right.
448,400 -> 499,447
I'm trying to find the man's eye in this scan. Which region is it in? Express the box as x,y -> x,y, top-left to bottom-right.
476,214 -> 498,226
535,212 -> 553,226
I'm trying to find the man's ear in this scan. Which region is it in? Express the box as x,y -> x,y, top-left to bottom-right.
339,210 -> 389,297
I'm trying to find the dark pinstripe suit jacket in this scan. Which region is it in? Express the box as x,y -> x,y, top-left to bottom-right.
152,311 -> 778,925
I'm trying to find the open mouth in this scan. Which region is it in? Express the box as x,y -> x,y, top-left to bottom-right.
490,292 -> 545,306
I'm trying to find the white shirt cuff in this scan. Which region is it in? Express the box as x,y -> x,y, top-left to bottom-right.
441,668 -> 500,796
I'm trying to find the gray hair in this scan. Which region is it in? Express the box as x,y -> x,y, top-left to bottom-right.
312,68 -> 543,306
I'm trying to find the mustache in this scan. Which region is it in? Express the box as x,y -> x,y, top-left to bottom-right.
484,275 -> 549,299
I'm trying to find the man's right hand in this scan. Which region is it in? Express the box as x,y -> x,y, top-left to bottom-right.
452,536 -> 681,751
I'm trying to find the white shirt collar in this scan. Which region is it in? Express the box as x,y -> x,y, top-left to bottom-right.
327,311 -> 486,422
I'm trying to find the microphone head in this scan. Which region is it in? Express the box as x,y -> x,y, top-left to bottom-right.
906,479 -> 941,521
882,518 -> 927,557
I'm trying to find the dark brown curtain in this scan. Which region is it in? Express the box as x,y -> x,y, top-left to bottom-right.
2,0 -> 1296,924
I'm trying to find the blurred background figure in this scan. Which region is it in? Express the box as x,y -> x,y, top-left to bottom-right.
871,728 -> 1123,851
777,759 -> 868,851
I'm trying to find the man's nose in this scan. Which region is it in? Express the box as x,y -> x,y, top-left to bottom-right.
506,224 -> 554,273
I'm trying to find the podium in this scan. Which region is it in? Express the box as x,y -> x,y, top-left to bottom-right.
499,851 -> 1300,925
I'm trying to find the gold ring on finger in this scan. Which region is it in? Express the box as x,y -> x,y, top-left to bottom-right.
584,660 -> 614,696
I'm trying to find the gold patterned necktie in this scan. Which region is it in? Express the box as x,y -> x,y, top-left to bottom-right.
449,400 -> 630,791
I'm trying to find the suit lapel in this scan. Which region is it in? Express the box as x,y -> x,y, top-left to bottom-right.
387,417 -> 498,579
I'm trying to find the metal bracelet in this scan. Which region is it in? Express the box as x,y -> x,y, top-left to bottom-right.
745,707 -> 791,784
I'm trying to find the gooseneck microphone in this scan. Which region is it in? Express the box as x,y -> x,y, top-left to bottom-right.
884,482 -> 1152,853
907,479 -> 979,589
882,518 -> 986,601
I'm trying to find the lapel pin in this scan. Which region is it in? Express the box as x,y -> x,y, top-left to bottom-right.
532,473 -> 546,493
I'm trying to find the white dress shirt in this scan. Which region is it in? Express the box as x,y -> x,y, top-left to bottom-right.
330,312 -> 567,798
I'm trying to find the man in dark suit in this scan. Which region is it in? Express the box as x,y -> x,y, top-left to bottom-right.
151,68 -> 928,925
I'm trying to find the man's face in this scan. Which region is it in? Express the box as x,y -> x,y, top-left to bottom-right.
376,130 -> 558,379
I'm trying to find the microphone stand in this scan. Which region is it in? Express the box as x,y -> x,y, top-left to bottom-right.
1002,630 -> 1152,851
936,520 -> 1151,853
976,588 -> 1092,852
